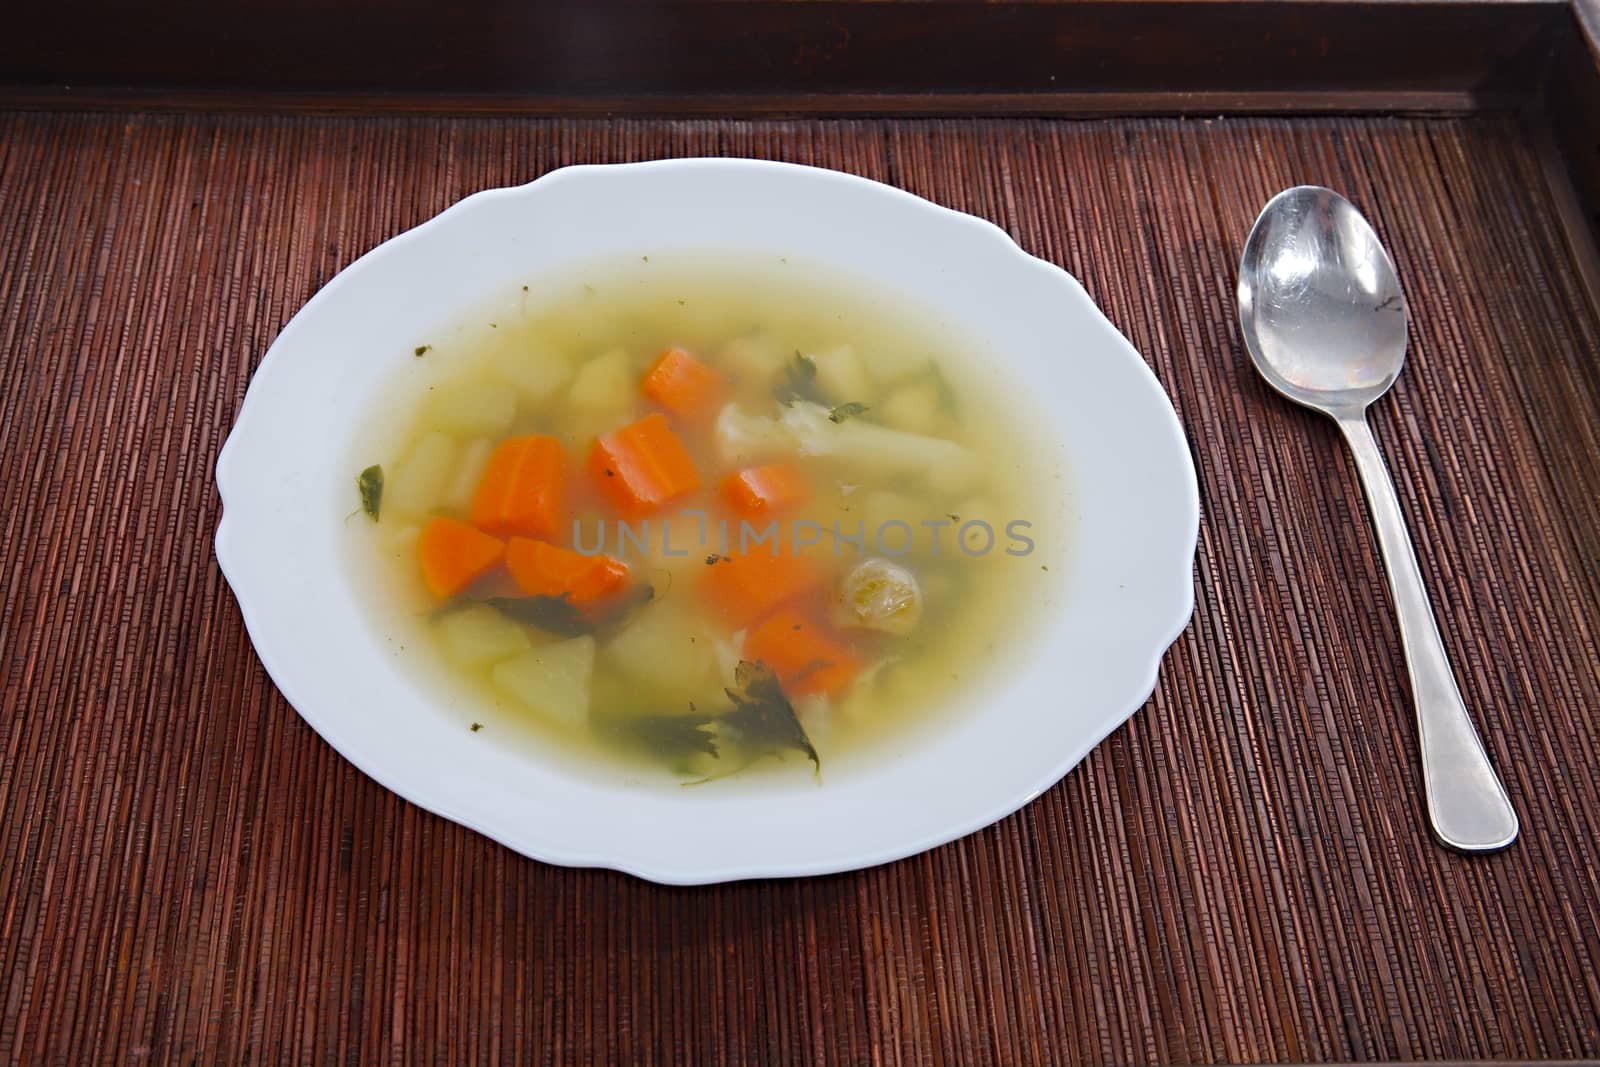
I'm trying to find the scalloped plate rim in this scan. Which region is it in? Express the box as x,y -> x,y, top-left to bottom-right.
214,158 -> 1200,885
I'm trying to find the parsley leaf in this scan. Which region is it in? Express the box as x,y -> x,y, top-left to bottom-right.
618,714 -> 719,761
774,351 -> 826,406
484,584 -> 654,637
720,660 -> 820,773
483,593 -> 590,635
356,465 -> 383,521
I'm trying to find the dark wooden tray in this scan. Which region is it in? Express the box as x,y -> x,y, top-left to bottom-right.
4,3 -> 1599,1063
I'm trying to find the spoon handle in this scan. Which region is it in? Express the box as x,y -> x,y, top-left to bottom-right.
1336,413 -> 1519,852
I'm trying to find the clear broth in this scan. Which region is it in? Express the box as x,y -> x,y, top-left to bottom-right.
347,252 -> 1068,783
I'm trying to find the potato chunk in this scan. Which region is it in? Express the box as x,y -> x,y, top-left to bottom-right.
492,636 -> 595,725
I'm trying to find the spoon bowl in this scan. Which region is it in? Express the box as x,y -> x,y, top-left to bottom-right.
1237,185 -> 1518,853
1239,185 -> 1408,413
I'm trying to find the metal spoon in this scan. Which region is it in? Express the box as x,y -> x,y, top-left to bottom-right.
1237,185 -> 1518,852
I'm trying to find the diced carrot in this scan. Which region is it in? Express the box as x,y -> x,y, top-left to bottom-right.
589,413 -> 701,515
702,551 -> 824,629
469,435 -> 565,539
418,517 -> 505,599
721,462 -> 809,518
505,538 -> 629,606
743,609 -> 861,697
641,346 -> 724,420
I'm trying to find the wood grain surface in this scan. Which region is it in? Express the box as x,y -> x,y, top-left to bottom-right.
2,110 -> 1599,1065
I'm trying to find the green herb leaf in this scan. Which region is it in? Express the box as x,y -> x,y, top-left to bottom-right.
617,714 -> 719,761
357,465 -> 383,521
484,593 -> 590,635
483,583 -> 655,637
721,660 -> 820,772
828,401 -> 870,424
791,351 -> 816,383
774,351 -> 825,406
413,344 -> 431,357
599,582 -> 657,625
599,661 -> 817,778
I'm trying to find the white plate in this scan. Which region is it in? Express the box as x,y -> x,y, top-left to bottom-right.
216,159 -> 1198,884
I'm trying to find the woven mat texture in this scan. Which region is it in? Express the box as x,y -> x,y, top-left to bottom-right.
2,111 -> 1599,1064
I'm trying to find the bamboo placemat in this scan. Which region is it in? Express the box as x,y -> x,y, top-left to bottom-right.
2,111 -> 1598,1064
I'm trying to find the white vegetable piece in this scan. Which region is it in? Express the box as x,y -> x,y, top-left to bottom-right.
780,402 -> 981,494
715,400 -> 981,493
792,692 -> 833,750
426,381 -> 517,438
500,344 -> 573,403
720,334 -> 789,386
835,557 -> 923,635
714,403 -> 800,465
387,431 -> 458,516
438,604 -> 533,666
809,343 -> 875,404
601,602 -> 721,703
567,348 -> 633,411
860,344 -> 938,386
492,636 -> 596,726
878,379 -> 944,434
440,437 -> 494,513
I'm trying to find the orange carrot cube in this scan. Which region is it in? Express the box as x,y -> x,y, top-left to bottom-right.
743,609 -> 861,697
469,435 -> 565,540
641,346 -> 724,420
589,413 -> 701,516
702,551 -> 825,630
418,517 -> 505,599
505,538 -> 629,606
721,463 -> 809,518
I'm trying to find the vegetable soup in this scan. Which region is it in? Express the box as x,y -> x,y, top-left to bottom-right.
347,254 -> 1065,781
